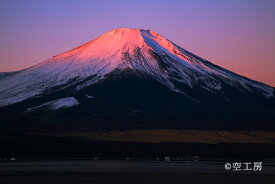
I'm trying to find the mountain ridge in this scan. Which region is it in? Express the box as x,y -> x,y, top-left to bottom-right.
0,28 -> 273,108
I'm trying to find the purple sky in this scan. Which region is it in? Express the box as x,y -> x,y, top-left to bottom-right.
0,0 -> 274,86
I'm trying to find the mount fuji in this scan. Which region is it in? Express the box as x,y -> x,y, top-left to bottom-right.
0,28 -> 274,131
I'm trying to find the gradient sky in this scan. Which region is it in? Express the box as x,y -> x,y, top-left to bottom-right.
0,0 -> 274,86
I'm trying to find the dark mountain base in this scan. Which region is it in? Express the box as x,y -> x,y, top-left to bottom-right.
0,70 -> 274,132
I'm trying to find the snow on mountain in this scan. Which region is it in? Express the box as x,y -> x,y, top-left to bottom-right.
0,28 -> 273,107
26,97 -> 79,112
85,95 -> 95,99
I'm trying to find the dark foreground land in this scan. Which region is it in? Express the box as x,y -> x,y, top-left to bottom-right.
1,131 -> 275,160
1,132 -> 275,183
0,161 -> 275,184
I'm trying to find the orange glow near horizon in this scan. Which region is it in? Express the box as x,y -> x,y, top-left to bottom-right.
0,0 -> 274,87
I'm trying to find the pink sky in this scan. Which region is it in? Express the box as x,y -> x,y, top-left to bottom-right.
0,0 -> 274,86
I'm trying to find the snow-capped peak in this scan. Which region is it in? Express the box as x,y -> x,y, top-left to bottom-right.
0,28 -> 273,107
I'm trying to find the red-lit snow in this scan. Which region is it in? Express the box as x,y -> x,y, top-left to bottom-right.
0,28 -> 273,107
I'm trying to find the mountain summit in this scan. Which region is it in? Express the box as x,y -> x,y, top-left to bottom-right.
0,28 -> 273,107
0,28 -> 274,130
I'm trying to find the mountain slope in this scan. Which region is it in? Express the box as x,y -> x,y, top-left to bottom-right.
0,28 -> 273,107
0,28 -> 274,131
